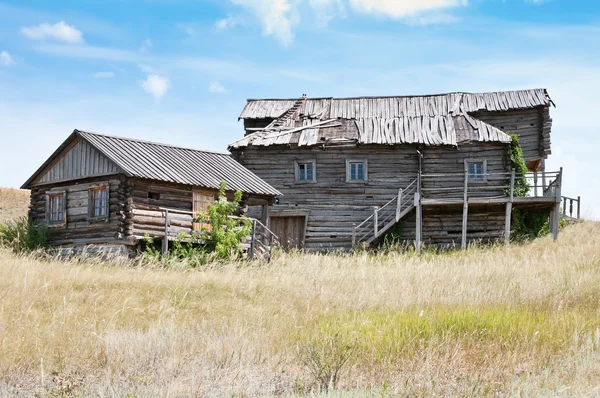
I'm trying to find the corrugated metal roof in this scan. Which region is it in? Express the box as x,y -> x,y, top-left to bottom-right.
23,130 -> 281,196
230,115 -> 511,149
239,89 -> 551,119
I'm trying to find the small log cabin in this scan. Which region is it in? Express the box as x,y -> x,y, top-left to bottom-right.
22,130 -> 280,256
230,89 -> 572,251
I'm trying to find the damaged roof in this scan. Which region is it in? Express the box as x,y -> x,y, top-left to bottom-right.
231,89 -> 553,149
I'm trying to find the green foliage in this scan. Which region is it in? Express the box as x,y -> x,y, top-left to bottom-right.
507,133 -> 530,197
511,208 -> 550,241
201,181 -> 251,260
0,216 -> 47,254
140,181 -> 251,265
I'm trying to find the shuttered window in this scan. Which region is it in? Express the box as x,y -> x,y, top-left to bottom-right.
88,185 -> 109,221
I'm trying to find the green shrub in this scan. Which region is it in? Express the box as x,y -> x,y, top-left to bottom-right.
0,217 -> 47,254
200,181 -> 252,260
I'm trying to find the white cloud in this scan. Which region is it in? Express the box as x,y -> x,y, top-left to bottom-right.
208,81 -> 230,94
231,0 -> 294,46
140,74 -> 170,99
227,0 -> 467,45
0,51 -> 14,66
21,21 -> 84,44
140,39 -> 152,53
215,15 -> 240,30
347,0 -> 468,18
92,71 -> 115,79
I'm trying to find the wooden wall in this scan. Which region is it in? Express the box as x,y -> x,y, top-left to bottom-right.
473,107 -> 551,167
421,143 -> 509,200
29,176 -> 126,246
233,142 -> 510,251
34,138 -> 121,186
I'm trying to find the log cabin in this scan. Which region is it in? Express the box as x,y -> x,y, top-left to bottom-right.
22,130 -> 280,256
230,89 -> 578,252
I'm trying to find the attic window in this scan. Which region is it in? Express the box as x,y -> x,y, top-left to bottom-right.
148,192 -> 161,200
295,160 -> 316,183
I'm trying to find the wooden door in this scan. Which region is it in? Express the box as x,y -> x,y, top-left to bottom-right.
269,216 -> 306,250
193,190 -> 214,232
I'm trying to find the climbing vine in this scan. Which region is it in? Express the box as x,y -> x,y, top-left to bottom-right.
508,133 -> 530,197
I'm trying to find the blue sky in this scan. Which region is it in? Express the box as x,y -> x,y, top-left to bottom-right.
0,0 -> 599,218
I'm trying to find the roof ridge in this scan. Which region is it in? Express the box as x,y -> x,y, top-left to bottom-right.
245,88 -> 548,102
75,129 -> 231,156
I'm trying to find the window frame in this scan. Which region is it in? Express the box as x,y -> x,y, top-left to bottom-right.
45,190 -> 67,227
346,159 -> 368,183
294,159 -> 317,183
464,159 -> 488,183
88,183 -> 110,222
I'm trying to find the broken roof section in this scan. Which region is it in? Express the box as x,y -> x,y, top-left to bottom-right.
230,89 -> 554,149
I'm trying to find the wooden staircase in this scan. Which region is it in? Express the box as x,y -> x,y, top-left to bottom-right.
248,219 -> 279,262
270,95 -> 307,129
353,178 -> 418,246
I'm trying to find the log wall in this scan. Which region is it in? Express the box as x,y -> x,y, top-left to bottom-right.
233,142 -> 510,251
473,107 -> 551,166
29,176 -> 127,247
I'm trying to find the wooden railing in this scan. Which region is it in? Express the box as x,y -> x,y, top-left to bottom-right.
249,219 -> 279,262
353,178 -> 418,246
159,207 -> 278,260
419,170 -> 563,200
561,196 -> 581,220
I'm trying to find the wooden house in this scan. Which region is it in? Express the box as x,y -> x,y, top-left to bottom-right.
230,89 -> 577,251
22,130 -> 280,256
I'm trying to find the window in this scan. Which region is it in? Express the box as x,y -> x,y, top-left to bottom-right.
88,185 -> 109,220
465,159 -> 487,182
346,159 -> 368,182
148,192 -> 161,200
295,160 -> 316,183
46,192 -> 66,224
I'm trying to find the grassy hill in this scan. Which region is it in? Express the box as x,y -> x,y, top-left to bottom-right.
1,187 -> 599,396
0,188 -> 29,224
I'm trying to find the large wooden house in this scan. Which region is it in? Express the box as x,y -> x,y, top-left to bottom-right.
230,89 -> 576,251
22,130 -> 280,256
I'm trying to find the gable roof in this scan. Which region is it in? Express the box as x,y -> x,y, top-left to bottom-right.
22,130 -> 281,196
231,89 -> 551,149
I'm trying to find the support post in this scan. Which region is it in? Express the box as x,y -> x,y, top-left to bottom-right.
541,159 -> 547,192
396,188 -> 403,221
461,169 -> 469,251
249,219 -> 256,260
373,206 -> 379,237
414,192 -> 421,254
161,209 -> 169,255
552,167 -> 563,241
534,171 -> 538,197
505,169 -> 515,246
563,197 -> 567,217
352,223 -> 356,247
577,196 -> 581,220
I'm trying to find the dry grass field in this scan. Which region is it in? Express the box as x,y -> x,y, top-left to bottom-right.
1,188 -> 599,396
0,188 -> 29,224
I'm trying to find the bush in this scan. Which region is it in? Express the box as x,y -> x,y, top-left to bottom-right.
0,217 -> 47,254
508,133 -> 530,197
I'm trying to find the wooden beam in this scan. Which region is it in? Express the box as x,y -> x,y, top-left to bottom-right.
505,169 -> 515,246
552,167 -> 563,241
396,188 -> 403,222
577,196 -> 581,220
415,192 -> 422,254
461,169 -> 469,251
373,206 -> 379,237
161,209 -> 169,255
